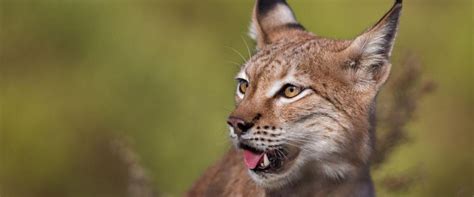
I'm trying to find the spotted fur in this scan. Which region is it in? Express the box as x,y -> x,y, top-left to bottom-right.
189,0 -> 402,196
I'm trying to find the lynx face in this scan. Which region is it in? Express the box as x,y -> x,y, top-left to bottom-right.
226,0 -> 402,188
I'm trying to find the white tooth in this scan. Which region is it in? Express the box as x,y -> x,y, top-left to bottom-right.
263,154 -> 270,167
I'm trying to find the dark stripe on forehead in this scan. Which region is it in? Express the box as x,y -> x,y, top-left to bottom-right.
246,40 -> 306,83
255,55 -> 276,81
277,60 -> 290,79
260,57 -> 293,83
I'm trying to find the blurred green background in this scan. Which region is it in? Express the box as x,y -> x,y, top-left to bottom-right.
0,0 -> 472,196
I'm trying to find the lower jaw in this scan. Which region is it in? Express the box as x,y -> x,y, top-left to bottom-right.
247,167 -> 297,189
251,163 -> 284,174
251,152 -> 300,175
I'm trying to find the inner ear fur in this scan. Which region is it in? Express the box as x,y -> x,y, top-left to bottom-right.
343,0 -> 403,89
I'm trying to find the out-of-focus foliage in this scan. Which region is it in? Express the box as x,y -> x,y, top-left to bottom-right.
0,0 -> 472,196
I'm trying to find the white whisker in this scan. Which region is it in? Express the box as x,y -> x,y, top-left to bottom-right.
225,46 -> 247,63
241,35 -> 252,59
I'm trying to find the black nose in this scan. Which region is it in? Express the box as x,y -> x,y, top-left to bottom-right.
227,116 -> 254,136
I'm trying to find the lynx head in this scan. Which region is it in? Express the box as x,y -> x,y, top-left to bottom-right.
226,0 -> 402,188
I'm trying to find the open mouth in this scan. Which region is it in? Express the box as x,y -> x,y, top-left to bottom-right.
239,143 -> 292,173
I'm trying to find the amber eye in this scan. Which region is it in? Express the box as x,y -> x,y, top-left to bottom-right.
238,80 -> 249,94
282,85 -> 302,98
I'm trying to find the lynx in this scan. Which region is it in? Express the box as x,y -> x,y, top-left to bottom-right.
188,0 -> 402,196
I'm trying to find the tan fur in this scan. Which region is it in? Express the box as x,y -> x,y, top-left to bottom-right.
189,1 -> 402,196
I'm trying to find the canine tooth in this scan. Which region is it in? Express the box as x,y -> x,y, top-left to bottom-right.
263,154 -> 270,167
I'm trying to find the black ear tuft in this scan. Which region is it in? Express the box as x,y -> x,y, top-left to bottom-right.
257,0 -> 288,16
249,0 -> 305,49
360,0 -> 402,59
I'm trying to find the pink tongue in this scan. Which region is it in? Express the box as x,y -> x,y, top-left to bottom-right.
243,150 -> 264,169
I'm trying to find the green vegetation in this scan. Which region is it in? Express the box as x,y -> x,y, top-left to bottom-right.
0,0 -> 472,196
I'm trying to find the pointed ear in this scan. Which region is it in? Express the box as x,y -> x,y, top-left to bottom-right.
344,0 -> 402,89
249,0 -> 305,49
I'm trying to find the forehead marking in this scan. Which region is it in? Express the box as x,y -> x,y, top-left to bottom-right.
266,80 -> 286,98
265,67 -> 298,98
